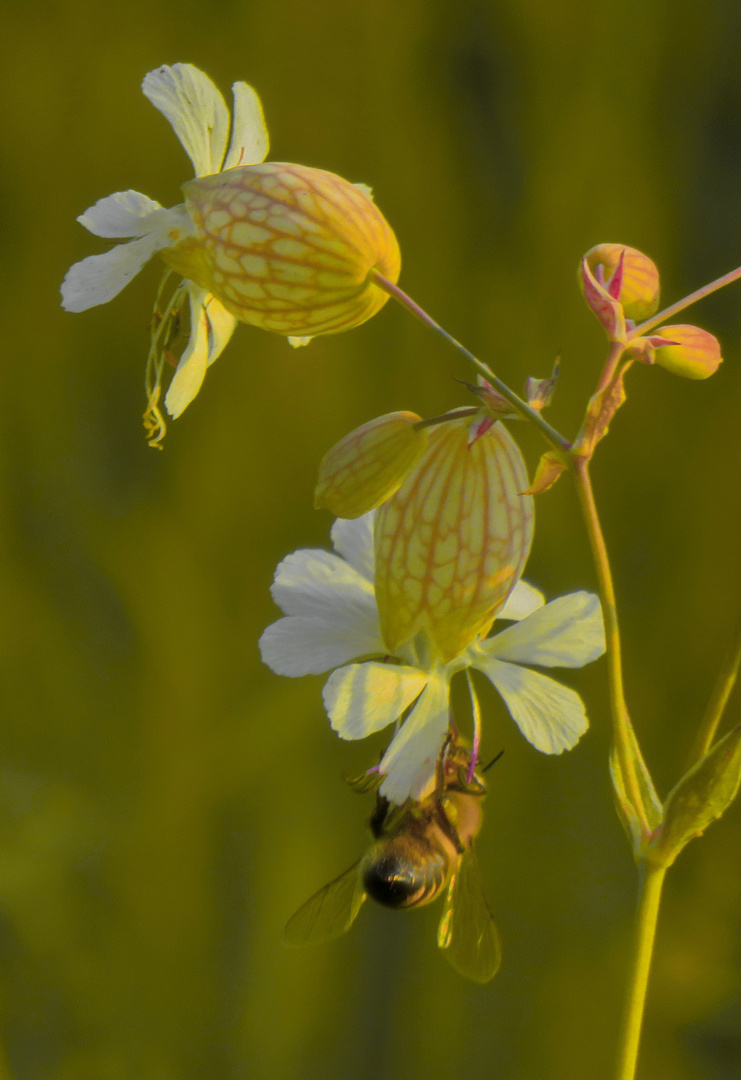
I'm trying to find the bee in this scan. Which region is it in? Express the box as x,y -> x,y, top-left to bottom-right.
282,733 -> 501,983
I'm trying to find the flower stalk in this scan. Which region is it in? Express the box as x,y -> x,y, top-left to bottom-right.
628,264 -> 741,340
571,458 -> 648,829
613,863 -> 667,1080
369,270 -> 571,457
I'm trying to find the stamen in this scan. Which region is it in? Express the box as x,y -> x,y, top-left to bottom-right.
143,273 -> 187,449
143,387 -> 166,450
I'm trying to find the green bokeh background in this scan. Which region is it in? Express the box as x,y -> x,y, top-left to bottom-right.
1,1 -> 741,1077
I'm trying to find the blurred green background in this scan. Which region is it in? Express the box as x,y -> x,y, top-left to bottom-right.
1,0 -> 741,1077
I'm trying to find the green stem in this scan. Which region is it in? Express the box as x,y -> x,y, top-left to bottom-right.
688,615 -> 741,765
571,459 -> 647,824
614,862 -> 667,1080
370,271 -> 571,457
628,264 -> 741,340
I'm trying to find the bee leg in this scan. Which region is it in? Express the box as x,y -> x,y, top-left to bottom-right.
465,671 -> 482,784
368,793 -> 390,839
433,797 -> 466,855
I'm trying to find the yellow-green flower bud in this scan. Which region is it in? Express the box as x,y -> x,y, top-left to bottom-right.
652,324 -> 723,380
163,162 -> 401,338
315,412 -> 428,519
374,417 -> 534,663
584,244 -> 660,322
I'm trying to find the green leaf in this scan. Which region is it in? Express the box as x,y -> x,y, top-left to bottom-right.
609,721 -> 663,859
650,725 -> 741,867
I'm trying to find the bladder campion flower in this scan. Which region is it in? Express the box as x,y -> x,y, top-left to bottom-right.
61,63 -> 400,445
259,513 -> 605,804
373,412 -> 535,663
315,409 -> 535,661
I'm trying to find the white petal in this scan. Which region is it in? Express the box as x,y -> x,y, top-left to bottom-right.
222,81 -> 270,169
259,613 -> 384,677
163,288 -> 238,418
164,286 -> 210,418
271,547 -> 374,612
324,663 -> 428,739
476,657 -> 588,754
481,591 -> 605,668
288,335 -> 313,348
267,547 -> 384,668
497,580 -> 545,622
60,233 -> 162,311
142,63 -> 229,176
204,294 -> 238,365
77,190 -> 163,238
379,674 -> 450,803
330,512 -> 376,583
259,547 -> 386,674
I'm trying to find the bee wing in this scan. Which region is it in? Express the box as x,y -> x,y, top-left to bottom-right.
437,845 -> 501,983
282,861 -> 367,947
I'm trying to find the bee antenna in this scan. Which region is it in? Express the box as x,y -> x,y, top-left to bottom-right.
482,749 -> 505,773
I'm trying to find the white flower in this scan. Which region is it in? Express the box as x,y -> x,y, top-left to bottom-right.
60,63 -> 269,425
259,512 -> 606,804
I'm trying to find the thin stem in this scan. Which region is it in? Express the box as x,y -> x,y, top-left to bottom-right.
370,271 -> 571,457
688,615 -> 741,765
628,264 -> 741,340
614,862 -> 666,1080
572,459 -> 646,822
596,341 -> 627,393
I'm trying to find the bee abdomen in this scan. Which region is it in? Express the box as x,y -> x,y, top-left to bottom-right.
363,851 -> 447,910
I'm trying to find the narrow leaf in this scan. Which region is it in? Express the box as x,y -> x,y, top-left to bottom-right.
651,725 -> 741,867
525,451 -> 567,496
572,367 -> 627,459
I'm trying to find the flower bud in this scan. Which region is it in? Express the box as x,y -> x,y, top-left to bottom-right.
652,325 -> 723,380
584,244 -> 660,322
315,412 -> 428,519
162,162 -> 400,338
374,417 -> 534,663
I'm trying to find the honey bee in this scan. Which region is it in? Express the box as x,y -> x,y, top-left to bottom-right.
282,734 -> 501,983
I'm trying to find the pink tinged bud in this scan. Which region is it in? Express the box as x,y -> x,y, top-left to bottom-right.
162,162 -> 401,338
652,324 -> 723,380
374,418 -> 534,663
584,243 -> 660,323
314,412 -> 428,519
